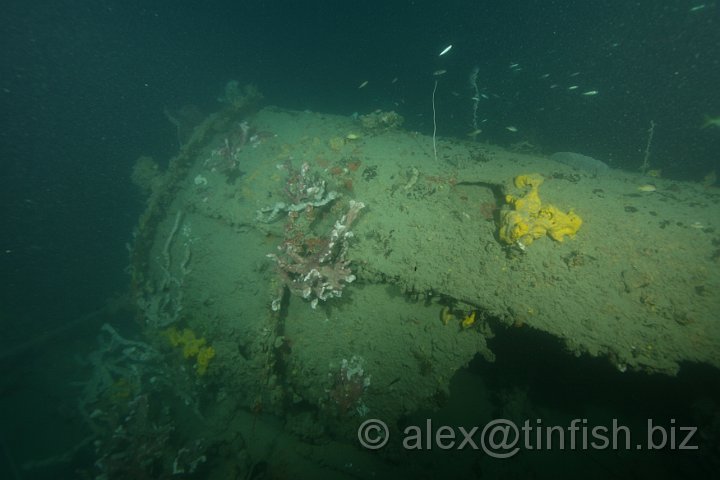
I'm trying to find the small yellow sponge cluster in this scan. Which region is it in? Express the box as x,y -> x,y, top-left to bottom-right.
498,174 -> 582,246
166,327 -> 216,375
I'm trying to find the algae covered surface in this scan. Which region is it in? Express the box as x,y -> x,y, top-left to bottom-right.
133,106 -> 720,435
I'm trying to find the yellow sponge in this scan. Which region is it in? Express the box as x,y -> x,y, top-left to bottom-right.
498,174 -> 582,246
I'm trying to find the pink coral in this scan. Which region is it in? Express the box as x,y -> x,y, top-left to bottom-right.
268,200 -> 365,310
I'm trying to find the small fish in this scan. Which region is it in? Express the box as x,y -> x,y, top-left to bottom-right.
582,90 -> 599,96
690,4 -> 706,12
702,170 -> 717,187
701,115 -> 720,128
391,77 -> 398,84
358,80 -> 368,89
637,184 -> 657,192
439,44 -> 453,56
509,63 -> 520,69
646,169 -> 662,178
539,73 -> 550,79
570,72 -> 581,77
433,69 -> 447,76
568,85 -> 579,90
467,129 -> 482,138
506,126 -> 518,132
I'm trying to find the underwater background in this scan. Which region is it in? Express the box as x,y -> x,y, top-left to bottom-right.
2,0 -> 720,479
